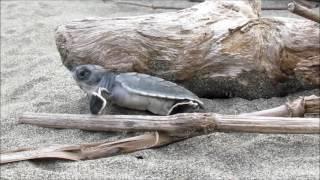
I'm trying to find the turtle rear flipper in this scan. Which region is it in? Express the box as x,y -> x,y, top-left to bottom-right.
89,91 -> 107,115
167,101 -> 201,115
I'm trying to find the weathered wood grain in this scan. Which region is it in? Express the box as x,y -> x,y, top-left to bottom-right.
55,0 -> 319,99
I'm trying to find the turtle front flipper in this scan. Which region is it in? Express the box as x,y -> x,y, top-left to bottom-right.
90,88 -> 107,115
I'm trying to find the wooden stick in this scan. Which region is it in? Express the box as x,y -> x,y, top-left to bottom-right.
240,98 -> 305,117
19,95 -> 320,134
241,95 -> 320,117
288,1 -> 320,23
19,113 -> 213,136
19,112 -> 320,134
215,115 -> 319,133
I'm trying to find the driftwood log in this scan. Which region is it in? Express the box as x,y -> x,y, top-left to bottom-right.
55,0 -> 319,99
1,95 -> 319,164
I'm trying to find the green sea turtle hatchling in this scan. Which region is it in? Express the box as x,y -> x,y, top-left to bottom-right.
72,64 -> 204,115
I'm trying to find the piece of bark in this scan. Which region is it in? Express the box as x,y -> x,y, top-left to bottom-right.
55,0 -> 319,99
288,1 -> 320,23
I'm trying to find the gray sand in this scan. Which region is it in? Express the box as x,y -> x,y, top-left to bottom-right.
1,1 -> 319,179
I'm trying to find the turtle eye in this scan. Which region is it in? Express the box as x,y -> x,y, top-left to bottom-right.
77,68 -> 91,80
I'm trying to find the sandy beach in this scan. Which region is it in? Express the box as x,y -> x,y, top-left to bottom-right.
1,0 -> 319,179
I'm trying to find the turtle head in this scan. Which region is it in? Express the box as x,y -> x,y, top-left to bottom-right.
72,64 -> 107,92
